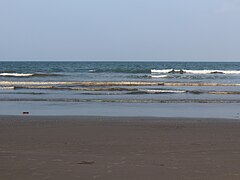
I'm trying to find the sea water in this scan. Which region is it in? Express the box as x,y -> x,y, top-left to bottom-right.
0,61 -> 240,117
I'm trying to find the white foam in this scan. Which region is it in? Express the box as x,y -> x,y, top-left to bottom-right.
0,81 -> 75,85
0,73 -> 34,77
150,75 -> 170,78
151,69 -> 173,73
140,89 -> 186,94
151,69 -> 240,74
0,86 -> 15,90
0,81 -> 161,86
21,86 -> 55,89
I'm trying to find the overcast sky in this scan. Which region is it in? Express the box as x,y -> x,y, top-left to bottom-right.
0,0 -> 240,61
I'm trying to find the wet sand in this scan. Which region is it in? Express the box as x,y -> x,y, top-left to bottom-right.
0,116 -> 240,180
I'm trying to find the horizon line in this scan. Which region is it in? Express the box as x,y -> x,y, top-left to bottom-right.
0,60 -> 240,62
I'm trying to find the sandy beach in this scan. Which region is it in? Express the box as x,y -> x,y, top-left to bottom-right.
0,116 -> 240,180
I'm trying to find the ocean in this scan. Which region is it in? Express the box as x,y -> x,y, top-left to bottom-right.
0,61 -> 240,117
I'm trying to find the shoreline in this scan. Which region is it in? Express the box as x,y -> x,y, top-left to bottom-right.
1,116 -> 240,179
0,114 -> 240,121
0,102 -> 240,119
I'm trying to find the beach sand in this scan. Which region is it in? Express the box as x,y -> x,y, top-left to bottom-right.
0,116 -> 240,180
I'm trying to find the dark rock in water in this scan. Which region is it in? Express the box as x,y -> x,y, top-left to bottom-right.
22,112 -> 29,115
168,69 -> 176,74
179,69 -> 185,74
210,71 -> 224,74
186,90 -> 204,94
168,69 -> 185,74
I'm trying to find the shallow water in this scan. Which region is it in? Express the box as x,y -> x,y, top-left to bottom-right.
0,102 -> 239,119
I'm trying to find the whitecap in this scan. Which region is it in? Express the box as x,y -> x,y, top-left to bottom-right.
0,86 -> 15,90
0,73 -> 34,77
151,69 -> 240,74
139,89 -> 186,94
151,75 -> 172,78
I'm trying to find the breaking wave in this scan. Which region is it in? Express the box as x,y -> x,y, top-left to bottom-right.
137,89 -> 186,94
0,73 -> 63,77
0,73 -> 34,77
0,86 -> 15,90
150,75 -> 173,78
151,69 -> 240,74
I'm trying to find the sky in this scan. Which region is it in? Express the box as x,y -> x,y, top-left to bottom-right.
0,0 -> 240,61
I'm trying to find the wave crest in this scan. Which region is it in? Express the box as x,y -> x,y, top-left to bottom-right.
0,86 -> 15,90
0,73 -> 63,77
151,69 -> 240,74
0,73 -> 34,77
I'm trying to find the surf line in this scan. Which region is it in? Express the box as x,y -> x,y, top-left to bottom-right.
1,81 -> 240,87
